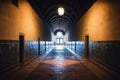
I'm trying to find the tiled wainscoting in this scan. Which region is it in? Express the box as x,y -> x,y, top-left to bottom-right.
0,40 -> 120,73
89,41 -> 120,73
66,41 -> 120,73
0,40 -> 39,72
24,41 -> 39,61
0,40 -> 19,72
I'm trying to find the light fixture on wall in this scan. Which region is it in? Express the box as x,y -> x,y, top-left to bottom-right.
58,7 -> 65,16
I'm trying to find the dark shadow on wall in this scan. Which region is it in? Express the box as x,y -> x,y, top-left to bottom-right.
12,0 -> 18,7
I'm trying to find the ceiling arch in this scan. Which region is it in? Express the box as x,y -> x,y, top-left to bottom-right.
28,0 -> 96,36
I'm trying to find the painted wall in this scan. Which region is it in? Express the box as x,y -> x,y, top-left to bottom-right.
76,0 -> 120,41
0,0 -> 45,41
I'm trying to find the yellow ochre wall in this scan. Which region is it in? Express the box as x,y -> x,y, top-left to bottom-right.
0,0 -> 45,40
76,0 -> 120,41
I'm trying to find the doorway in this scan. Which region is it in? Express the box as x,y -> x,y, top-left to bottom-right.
56,38 -> 64,44
19,35 -> 24,64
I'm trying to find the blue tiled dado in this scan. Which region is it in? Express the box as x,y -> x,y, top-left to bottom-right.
89,41 -> 120,73
0,40 -> 19,72
0,40 -> 39,72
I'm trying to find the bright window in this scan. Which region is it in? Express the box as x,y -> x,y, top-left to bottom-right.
57,31 -> 63,37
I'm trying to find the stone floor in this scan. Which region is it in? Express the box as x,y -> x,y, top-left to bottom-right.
0,46 -> 119,80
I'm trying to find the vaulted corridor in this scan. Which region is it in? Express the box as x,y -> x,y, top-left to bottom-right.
0,0 -> 120,80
